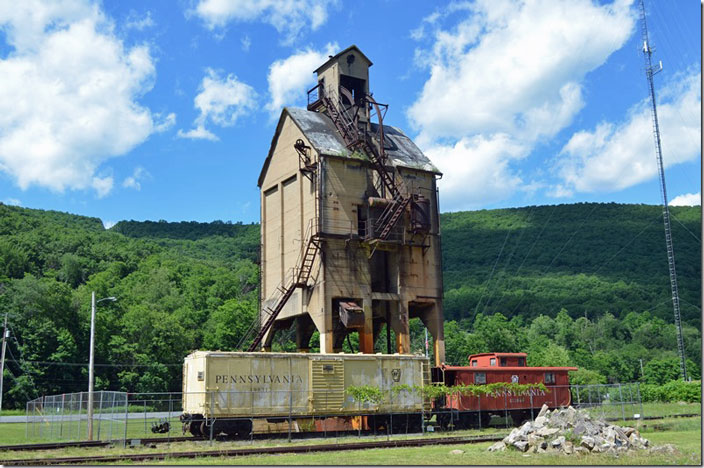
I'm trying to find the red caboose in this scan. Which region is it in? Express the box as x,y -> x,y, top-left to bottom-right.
432,352 -> 577,428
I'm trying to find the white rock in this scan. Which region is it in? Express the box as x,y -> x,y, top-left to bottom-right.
450,449 -> 465,455
537,404 -> 550,419
551,436 -> 565,448
513,440 -> 529,452
580,436 -> 595,450
487,441 -> 506,452
536,426 -> 559,437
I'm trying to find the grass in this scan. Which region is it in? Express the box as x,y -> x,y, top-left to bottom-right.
0,402 -> 699,465
0,417 -> 700,465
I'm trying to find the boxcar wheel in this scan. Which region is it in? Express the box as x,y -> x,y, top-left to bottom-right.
480,412 -> 492,428
189,420 -> 203,437
235,420 -> 253,439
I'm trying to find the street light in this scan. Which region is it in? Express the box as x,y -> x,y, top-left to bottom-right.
88,292 -> 116,441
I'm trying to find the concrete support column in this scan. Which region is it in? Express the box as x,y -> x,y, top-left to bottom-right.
358,294 -> 374,354
316,297 -> 334,354
390,300 -> 410,354
422,303 -> 445,366
295,315 -> 315,353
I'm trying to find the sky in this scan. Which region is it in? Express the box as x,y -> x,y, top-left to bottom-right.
0,0 -> 700,228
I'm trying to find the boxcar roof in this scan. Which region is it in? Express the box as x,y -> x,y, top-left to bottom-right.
186,350 -> 430,361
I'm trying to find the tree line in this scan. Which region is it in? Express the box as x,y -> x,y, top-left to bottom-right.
0,201 -> 699,408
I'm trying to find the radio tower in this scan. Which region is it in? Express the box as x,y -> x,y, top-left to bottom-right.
638,0 -> 687,381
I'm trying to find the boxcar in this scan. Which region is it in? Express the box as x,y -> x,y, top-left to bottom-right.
181,351 -> 430,437
433,352 -> 577,428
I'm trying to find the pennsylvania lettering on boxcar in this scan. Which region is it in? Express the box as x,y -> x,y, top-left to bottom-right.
214,374 -> 304,385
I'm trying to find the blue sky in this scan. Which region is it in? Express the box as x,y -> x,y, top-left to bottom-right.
0,0 -> 700,227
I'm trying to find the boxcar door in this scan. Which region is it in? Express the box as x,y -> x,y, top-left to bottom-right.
311,359 -> 344,414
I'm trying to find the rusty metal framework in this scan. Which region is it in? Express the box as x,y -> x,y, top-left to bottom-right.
309,83 -> 410,247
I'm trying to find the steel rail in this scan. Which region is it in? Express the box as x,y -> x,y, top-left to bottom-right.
2,413 -> 699,454
0,434 -> 507,465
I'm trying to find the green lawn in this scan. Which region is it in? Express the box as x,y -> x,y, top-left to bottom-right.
0,417 -> 699,466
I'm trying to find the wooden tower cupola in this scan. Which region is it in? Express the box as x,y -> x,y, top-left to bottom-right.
310,45 -> 373,123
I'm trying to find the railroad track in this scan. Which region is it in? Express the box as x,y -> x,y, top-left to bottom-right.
0,434 -> 507,466
1,412 -> 698,455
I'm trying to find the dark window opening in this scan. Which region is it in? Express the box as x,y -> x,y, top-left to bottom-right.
357,205 -> 366,237
500,357 -> 507,367
545,372 -> 555,384
474,372 -> 486,384
340,74 -> 366,106
370,251 -> 390,293
518,357 -> 525,367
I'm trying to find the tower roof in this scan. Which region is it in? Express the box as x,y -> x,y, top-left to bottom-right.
258,108 -> 441,187
313,45 -> 373,74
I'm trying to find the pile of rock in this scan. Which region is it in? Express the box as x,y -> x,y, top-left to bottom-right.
488,404 -> 651,455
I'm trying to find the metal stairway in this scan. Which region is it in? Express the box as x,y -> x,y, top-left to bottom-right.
240,223 -> 321,352
321,89 -> 410,242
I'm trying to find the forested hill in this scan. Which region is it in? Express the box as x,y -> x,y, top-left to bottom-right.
440,203 -> 701,326
0,201 -> 700,407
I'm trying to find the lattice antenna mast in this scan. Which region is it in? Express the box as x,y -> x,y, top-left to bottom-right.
639,0 -> 687,381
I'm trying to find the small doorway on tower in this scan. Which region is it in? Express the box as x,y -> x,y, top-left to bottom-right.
340,74 -> 366,106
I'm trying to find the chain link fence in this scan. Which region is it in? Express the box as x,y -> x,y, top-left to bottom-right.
26,391 -> 128,441
23,383 -> 647,443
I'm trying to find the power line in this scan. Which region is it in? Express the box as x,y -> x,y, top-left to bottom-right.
5,359 -> 182,368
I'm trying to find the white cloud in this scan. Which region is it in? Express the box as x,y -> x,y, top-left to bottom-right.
191,0 -> 338,44
91,175 -> 113,198
407,0 -> 635,209
124,10 -> 154,31
554,71 -> 701,194
2,198 -> 21,206
241,35 -> 251,52
0,0 -> 162,197
670,192 -> 701,206
122,166 -> 150,191
265,43 -> 338,117
425,134 -> 528,210
154,112 -> 176,133
177,68 -> 256,141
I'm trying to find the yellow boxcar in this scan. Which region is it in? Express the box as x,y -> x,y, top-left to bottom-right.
181,351 -> 430,437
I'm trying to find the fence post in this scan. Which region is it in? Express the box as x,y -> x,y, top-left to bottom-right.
477,393 -> 482,430
77,392 -> 83,440
636,382 -> 644,418
123,394 -> 129,447
209,392 -> 214,445
618,384 -> 625,421
97,392 -> 103,441
575,385 -> 581,408
60,394 -> 65,439
529,392 -> 534,421
143,399 -> 147,435
503,391 -> 509,427
168,394 -> 173,442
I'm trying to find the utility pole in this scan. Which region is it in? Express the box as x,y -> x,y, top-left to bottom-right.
0,313 -> 8,414
87,293 -> 116,440
638,0 -> 687,381
88,292 -> 96,440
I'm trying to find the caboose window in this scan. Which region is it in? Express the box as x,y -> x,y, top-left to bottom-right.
518,357 -> 525,367
474,372 -> 486,384
471,360 -> 477,367
500,357 -> 507,366
545,372 -> 555,384
490,358 -> 496,366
